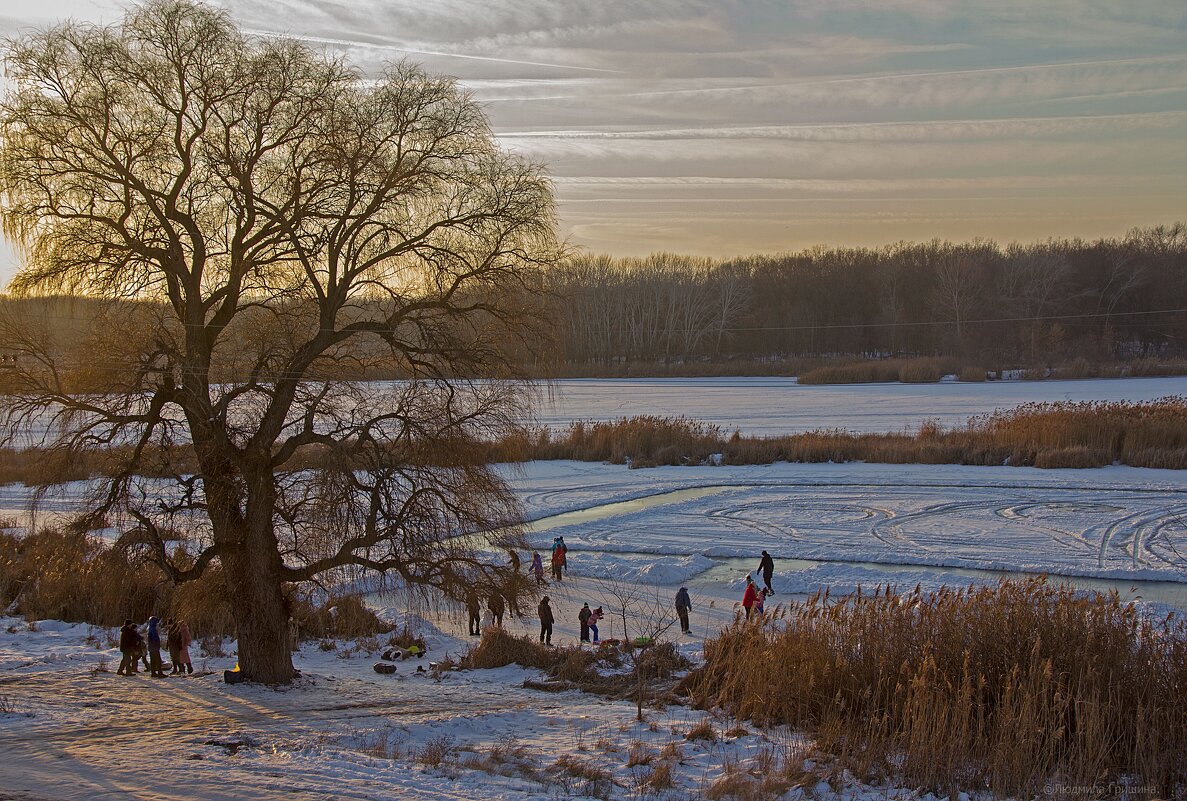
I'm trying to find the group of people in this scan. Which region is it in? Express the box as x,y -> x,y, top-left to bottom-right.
741,550 -> 777,620
118,616 -> 193,677
465,589 -> 511,637
523,548 -> 776,643
536,589 -> 690,646
527,537 -> 569,585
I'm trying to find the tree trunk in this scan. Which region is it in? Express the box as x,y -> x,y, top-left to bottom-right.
221,525 -> 295,684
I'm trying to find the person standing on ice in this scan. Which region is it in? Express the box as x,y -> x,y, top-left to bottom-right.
675,587 -> 692,634
742,576 -> 758,621
758,550 -> 775,595
117,618 -> 143,676
538,596 -> 554,645
588,606 -> 604,644
558,536 -> 569,575
550,546 -> 564,582
578,602 -> 592,642
530,551 -> 545,586
754,588 -> 767,617
466,590 -> 482,636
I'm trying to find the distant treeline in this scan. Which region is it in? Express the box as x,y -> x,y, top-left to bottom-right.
547,224 -> 1187,371
2,224 -> 1185,381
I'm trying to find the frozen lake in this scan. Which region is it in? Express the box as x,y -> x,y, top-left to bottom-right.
505,461 -> 1187,611
534,375 -> 1187,435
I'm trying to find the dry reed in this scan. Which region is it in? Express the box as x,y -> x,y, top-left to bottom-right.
686,577 -> 1187,799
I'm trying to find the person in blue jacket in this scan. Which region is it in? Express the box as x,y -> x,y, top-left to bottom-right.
146,616 -> 167,677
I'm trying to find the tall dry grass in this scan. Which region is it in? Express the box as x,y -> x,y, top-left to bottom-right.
510,399 -> 1187,470
0,526 -> 384,640
797,357 -> 959,385
530,416 -> 724,467
0,527 -> 235,634
686,578 -> 1187,799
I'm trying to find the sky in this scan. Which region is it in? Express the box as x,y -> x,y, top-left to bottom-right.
1,0 -> 1186,287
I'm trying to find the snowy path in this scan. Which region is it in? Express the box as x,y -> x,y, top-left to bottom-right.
0,573 -> 753,801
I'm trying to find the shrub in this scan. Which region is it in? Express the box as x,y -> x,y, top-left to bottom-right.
297,595 -> 392,640
461,626 -> 602,677
686,577 -> 1187,799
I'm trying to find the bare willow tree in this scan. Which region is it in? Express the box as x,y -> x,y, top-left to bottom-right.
0,0 -> 560,682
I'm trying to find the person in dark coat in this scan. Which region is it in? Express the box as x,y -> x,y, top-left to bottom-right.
489,593 -> 506,627
165,617 -> 182,674
117,619 -> 143,676
538,596 -> 554,645
578,602 -> 592,643
675,587 -> 692,634
146,616 -> 166,677
466,590 -> 482,636
758,550 -> 775,594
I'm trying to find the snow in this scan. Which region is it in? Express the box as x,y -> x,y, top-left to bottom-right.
3,409 -> 1187,798
0,603 -> 897,801
509,461 -> 1187,601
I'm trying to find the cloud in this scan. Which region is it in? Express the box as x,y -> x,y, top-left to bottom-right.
0,0 -> 1183,270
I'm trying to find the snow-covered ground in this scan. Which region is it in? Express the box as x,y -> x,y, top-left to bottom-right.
3,458 -> 1186,798
534,375 -> 1187,435
0,582 -> 906,801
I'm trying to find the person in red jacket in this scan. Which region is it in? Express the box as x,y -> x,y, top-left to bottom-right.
742,576 -> 758,621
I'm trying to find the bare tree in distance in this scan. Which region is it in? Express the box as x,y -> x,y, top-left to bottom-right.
0,0 -> 560,682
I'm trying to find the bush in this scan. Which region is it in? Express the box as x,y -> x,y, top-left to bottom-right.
461,627 -> 592,673
686,578 -> 1187,799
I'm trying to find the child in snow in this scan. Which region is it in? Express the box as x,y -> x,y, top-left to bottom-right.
530,552 -> 545,586
588,607 -> 604,644
742,576 -> 758,621
754,588 -> 766,617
